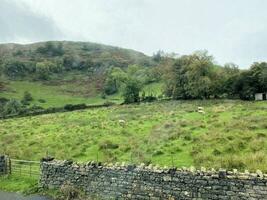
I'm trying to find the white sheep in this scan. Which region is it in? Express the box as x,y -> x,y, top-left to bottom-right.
198,110 -> 205,114
118,120 -> 126,127
198,107 -> 204,111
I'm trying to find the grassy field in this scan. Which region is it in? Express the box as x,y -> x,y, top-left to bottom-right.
0,80 -> 122,108
0,80 -> 163,108
0,100 -> 266,172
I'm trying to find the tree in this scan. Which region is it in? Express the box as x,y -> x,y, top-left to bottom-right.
3,99 -> 23,116
104,67 -> 128,95
218,63 -> 240,98
233,62 -> 267,100
164,50 -> 216,99
22,91 -> 33,102
234,71 -> 255,100
36,62 -> 50,80
250,62 -> 267,92
122,78 -> 143,103
152,50 -> 164,62
3,60 -> 28,78
35,61 -> 59,80
36,42 -> 64,57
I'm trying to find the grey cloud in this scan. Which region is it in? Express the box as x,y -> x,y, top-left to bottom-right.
2,0 -> 267,68
0,0 -> 62,43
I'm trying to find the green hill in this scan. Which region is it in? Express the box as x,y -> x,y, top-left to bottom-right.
0,41 -> 158,108
0,41 -> 153,68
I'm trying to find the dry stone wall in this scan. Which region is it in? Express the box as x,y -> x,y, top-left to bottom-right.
0,155 -> 7,175
40,158 -> 267,200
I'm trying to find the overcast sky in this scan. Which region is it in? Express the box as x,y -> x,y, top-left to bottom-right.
1,0 -> 267,68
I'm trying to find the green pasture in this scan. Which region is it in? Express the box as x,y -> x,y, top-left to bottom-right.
0,100 -> 266,172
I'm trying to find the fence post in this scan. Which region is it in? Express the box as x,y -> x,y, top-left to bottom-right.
29,162 -> 32,177
171,153 -> 174,168
0,155 -> 8,175
9,158 -> 11,175
4,156 -> 7,175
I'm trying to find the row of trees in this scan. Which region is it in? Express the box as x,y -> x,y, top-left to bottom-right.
161,51 -> 267,100
102,50 -> 267,102
0,57 -> 98,80
1,46 -> 266,102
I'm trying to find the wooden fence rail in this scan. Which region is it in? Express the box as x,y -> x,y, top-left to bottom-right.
10,159 -> 40,177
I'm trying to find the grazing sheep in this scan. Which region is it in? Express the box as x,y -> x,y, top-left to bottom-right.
197,107 -> 205,114
198,107 -> 204,111
198,110 -> 205,114
118,120 -> 126,127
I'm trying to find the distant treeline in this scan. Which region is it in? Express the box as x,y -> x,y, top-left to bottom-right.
159,51 -> 267,101
0,42 -> 266,102
0,41 -> 153,81
102,50 -> 267,102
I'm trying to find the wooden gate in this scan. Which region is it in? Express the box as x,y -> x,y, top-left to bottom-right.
10,159 -> 40,177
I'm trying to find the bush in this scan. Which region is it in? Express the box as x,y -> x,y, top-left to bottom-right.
64,104 -> 87,111
23,91 -> 33,102
38,99 -> 46,103
103,101 -> 115,106
1,99 -> 23,116
0,97 -> 8,104
141,95 -> 157,102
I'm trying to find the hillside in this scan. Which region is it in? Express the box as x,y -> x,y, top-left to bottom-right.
0,100 -> 266,172
0,41 -> 153,68
0,41 -> 157,108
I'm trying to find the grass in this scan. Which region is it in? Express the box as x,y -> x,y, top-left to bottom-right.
0,174 -> 37,193
0,80 -> 162,108
0,100 -> 266,172
0,174 -> 62,199
0,80 -> 121,108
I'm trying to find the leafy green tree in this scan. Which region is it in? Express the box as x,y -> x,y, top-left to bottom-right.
36,42 -> 64,57
250,62 -> 267,92
35,61 -> 59,80
122,78 -> 143,103
3,60 -> 28,78
233,62 -> 267,100
3,99 -> 23,116
36,62 -> 50,80
104,67 -> 128,95
152,50 -> 164,62
164,51 -> 216,99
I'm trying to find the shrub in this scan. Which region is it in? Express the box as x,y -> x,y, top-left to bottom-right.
3,99 -> 23,116
99,140 -> 119,150
23,91 -> 33,102
38,99 -> 46,103
103,101 -> 115,106
64,104 -> 87,111
141,95 -> 157,102
60,181 -> 86,200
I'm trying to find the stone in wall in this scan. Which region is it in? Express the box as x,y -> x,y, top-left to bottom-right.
40,159 -> 267,200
